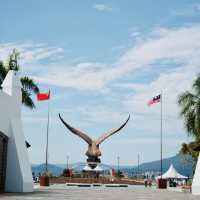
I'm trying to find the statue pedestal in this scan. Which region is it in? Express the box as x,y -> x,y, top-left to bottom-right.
87,157 -> 100,169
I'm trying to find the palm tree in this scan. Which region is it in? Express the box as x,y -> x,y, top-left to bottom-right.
0,49 -> 39,109
179,142 -> 199,174
178,75 -> 200,172
178,75 -> 200,139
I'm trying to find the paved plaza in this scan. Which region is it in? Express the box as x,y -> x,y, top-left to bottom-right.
0,185 -> 199,200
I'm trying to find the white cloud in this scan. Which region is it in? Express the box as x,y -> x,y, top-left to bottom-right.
2,25 -> 200,141
6,24 -> 199,163
31,25 -> 200,92
2,25 -> 200,93
115,137 -> 186,146
76,104 -> 128,124
0,42 -> 64,66
93,4 -> 113,12
32,62 -> 110,90
130,31 -> 141,38
172,3 -> 200,16
120,66 -> 196,137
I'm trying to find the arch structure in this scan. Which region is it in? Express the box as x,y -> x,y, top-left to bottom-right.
0,70 -> 33,193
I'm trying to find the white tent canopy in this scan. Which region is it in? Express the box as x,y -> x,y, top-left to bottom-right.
83,165 -> 93,171
156,164 -> 187,179
94,165 -> 103,172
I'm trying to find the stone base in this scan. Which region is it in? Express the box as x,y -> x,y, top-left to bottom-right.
87,157 -> 100,169
192,186 -> 200,195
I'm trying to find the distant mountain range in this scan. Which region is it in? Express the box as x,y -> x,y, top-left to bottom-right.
120,154 -> 193,177
32,154 -> 193,177
31,162 -> 112,176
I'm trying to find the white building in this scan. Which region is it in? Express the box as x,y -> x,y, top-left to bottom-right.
0,70 -> 33,193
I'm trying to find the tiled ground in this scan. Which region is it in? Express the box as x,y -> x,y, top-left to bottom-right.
0,185 -> 199,200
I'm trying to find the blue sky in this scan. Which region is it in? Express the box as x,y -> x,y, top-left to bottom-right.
1,0 -> 200,166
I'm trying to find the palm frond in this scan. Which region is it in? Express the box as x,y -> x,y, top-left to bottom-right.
0,50 -> 40,109
180,143 -> 190,155
21,89 -> 35,109
193,75 -> 200,96
180,100 -> 195,117
184,110 -> 196,137
178,91 -> 196,106
21,77 -> 40,94
177,76 -> 200,173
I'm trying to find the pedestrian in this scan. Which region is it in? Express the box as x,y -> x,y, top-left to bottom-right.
144,178 -> 148,187
148,179 -> 152,187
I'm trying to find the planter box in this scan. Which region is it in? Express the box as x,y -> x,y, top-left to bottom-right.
158,179 -> 167,189
40,175 -> 49,186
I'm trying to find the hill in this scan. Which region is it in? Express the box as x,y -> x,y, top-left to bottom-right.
32,162 -> 112,176
32,163 -> 64,176
120,154 -> 193,177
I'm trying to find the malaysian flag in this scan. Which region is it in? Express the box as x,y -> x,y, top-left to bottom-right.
148,94 -> 161,106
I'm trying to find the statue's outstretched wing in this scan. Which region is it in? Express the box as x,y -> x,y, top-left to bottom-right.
59,114 -> 92,145
96,115 -> 130,145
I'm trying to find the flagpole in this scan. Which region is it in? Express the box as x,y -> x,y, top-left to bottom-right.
160,91 -> 163,179
45,91 -> 50,174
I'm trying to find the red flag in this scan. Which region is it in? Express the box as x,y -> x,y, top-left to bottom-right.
37,91 -> 50,101
148,94 -> 161,106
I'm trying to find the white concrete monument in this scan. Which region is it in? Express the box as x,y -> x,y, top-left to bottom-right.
192,154 -> 200,195
0,70 -> 33,192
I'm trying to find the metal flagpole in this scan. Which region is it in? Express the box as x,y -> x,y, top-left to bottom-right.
137,154 -> 140,178
160,91 -> 163,179
117,156 -> 120,177
45,91 -> 50,174
67,155 -> 69,169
